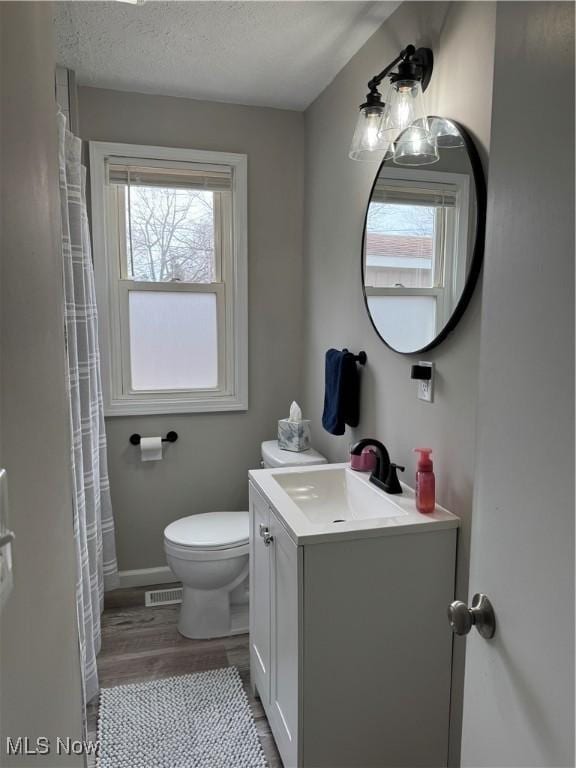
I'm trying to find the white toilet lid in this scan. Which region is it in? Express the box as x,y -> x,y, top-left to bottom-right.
164,511 -> 249,550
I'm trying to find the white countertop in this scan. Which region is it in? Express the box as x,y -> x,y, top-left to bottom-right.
249,462 -> 460,545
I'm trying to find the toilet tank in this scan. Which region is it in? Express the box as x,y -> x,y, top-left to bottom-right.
260,440 -> 328,469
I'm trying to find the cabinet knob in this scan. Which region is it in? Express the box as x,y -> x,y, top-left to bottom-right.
259,524 -> 274,546
448,593 -> 496,639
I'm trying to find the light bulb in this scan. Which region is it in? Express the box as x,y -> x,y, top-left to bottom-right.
383,79 -> 429,136
364,112 -> 381,150
349,105 -> 393,161
395,86 -> 414,128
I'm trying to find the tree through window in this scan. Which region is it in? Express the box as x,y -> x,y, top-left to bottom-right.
126,187 -> 216,283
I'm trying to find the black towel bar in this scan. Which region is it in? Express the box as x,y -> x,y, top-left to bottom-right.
344,349 -> 367,366
129,431 -> 178,446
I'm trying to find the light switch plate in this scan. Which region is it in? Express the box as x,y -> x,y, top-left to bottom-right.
417,361 -> 434,403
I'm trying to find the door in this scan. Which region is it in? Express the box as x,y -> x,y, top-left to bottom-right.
249,483 -> 271,704
460,3 -> 574,766
269,510 -> 299,768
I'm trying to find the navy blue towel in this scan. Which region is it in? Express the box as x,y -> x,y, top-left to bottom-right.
322,349 -> 361,435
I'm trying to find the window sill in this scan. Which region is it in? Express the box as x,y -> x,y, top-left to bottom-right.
104,393 -> 248,416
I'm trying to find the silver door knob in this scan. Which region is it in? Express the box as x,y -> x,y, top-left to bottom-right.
258,524 -> 274,546
448,593 -> 496,639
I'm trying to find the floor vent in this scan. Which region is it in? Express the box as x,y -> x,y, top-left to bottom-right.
145,586 -> 183,607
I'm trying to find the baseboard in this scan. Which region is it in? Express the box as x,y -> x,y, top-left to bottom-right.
118,566 -> 177,589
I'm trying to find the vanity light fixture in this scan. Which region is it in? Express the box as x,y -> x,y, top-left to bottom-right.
349,44 -> 437,164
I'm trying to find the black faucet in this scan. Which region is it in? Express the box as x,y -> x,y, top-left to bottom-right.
383,463 -> 405,494
350,439 -> 391,492
350,439 -> 405,495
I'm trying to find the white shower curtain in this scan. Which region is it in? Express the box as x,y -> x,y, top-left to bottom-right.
57,113 -> 119,704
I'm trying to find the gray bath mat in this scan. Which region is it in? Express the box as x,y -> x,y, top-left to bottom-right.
97,667 -> 267,767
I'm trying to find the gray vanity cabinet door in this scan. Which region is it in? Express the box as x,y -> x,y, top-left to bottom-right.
269,510 -> 300,768
249,483 -> 271,705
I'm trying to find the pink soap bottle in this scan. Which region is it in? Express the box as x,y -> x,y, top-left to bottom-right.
414,448 -> 435,514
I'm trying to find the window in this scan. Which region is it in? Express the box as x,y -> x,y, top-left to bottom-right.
90,143 -> 247,415
364,169 -> 469,345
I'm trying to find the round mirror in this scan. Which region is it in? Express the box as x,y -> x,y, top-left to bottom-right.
362,117 -> 486,354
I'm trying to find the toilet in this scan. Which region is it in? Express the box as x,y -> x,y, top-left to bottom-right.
164,440 -> 327,639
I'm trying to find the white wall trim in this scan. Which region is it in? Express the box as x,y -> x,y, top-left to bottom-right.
118,566 -> 177,588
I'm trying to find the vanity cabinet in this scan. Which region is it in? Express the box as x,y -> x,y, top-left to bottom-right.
250,482 -> 300,764
249,478 -> 458,768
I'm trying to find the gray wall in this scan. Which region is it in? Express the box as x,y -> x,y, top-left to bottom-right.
301,2 -> 495,763
78,87 -> 304,572
0,2 -> 83,763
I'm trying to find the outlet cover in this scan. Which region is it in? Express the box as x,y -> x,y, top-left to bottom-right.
417,361 -> 434,403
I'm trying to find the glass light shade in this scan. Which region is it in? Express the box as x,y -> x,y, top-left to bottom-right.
349,106 -> 392,161
428,116 -> 465,148
382,78 -> 429,134
393,125 -> 439,166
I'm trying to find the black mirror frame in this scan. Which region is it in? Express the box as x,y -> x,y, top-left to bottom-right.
361,117 -> 487,355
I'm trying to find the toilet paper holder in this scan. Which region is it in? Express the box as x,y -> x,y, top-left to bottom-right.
129,431 -> 178,446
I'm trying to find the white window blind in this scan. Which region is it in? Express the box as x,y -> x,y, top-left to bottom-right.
372,180 -> 458,207
107,159 -> 232,191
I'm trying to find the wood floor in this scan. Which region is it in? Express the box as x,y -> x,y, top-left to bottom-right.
88,584 -> 282,767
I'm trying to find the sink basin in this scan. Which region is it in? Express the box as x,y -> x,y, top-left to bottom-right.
249,462 -> 459,544
272,467 -> 406,524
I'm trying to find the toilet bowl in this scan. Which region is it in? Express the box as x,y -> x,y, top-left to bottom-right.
165,440 -> 327,639
164,511 -> 249,639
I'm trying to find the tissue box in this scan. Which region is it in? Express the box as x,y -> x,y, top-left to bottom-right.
278,419 -> 311,452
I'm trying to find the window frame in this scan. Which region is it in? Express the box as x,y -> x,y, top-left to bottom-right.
89,141 -> 248,416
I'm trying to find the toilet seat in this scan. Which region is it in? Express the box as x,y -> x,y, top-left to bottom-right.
164,511 -> 249,555
165,538 -> 249,562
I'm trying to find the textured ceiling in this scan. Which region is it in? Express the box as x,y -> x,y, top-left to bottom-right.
53,1 -> 400,110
